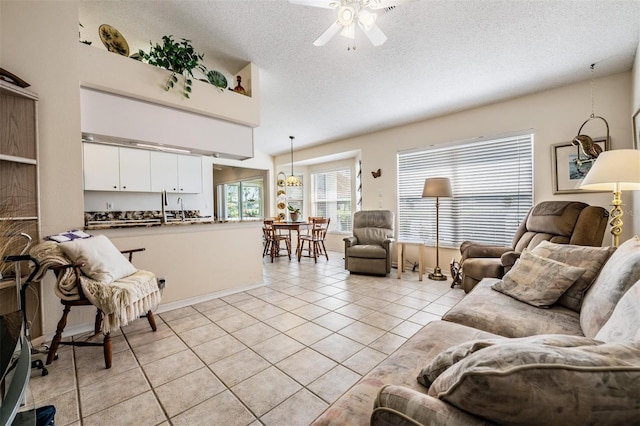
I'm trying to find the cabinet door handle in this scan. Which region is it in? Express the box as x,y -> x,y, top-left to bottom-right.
123,186 -> 127,189
113,185 -> 117,189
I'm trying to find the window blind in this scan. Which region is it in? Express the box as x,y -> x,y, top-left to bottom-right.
312,168 -> 352,233
398,134 -> 533,247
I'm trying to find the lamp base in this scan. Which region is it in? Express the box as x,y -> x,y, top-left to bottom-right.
428,266 -> 447,281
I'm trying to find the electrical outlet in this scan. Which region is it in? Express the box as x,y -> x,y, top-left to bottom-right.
157,277 -> 167,289
106,202 -> 114,210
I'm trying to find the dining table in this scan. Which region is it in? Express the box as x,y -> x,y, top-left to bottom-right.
272,221 -> 313,254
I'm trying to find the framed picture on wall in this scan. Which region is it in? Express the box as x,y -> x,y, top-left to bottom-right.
551,137 -> 610,194
633,107 -> 640,150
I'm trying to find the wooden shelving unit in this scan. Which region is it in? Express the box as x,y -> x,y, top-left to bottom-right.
0,79 -> 42,337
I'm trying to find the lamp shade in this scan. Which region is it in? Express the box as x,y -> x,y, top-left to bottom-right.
580,149 -> 640,191
285,175 -> 302,186
422,177 -> 452,198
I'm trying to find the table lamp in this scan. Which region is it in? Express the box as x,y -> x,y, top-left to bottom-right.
422,177 -> 452,280
580,149 -> 640,247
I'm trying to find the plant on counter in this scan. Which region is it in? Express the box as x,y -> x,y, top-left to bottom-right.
138,35 -> 206,99
287,205 -> 300,214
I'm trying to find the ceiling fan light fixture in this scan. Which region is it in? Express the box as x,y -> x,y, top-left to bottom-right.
340,23 -> 356,39
358,9 -> 377,31
338,5 -> 355,26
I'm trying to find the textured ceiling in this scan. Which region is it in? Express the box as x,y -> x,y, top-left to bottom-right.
79,0 -> 640,156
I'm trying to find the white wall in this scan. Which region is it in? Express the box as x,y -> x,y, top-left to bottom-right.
278,72 -> 636,268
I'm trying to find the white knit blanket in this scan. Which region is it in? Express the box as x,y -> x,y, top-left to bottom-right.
30,241 -> 161,333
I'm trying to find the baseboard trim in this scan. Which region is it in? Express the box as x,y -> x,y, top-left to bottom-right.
39,281 -> 266,343
154,281 -> 265,314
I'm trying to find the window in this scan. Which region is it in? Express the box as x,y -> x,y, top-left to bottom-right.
311,168 -> 352,233
398,134 -> 533,247
217,177 -> 264,220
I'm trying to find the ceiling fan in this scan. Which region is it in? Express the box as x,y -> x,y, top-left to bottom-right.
289,0 -> 409,47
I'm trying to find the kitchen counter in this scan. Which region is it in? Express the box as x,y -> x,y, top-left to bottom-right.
84,210 -> 214,230
85,218 -> 217,230
84,210 -> 263,230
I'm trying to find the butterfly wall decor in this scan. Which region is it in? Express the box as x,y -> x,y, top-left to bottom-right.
371,169 -> 381,178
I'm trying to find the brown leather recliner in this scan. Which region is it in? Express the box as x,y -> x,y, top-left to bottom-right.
344,210 -> 395,275
459,201 -> 609,293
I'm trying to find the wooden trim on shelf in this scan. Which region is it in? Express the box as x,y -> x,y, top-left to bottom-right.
0,154 -> 37,165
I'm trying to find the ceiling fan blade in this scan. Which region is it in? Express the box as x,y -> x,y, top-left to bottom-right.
360,22 -> 387,46
288,0 -> 338,9
313,20 -> 343,46
365,0 -> 412,10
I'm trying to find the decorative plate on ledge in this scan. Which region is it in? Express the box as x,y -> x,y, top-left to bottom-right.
206,70 -> 228,90
99,24 -> 130,57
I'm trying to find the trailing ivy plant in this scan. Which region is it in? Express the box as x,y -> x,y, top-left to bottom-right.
139,35 -> 206,98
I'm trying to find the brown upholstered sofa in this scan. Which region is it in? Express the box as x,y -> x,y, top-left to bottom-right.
459,201 -> 608,293
313,236 -> 640,425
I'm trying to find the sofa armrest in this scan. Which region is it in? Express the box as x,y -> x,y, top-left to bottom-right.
373,385 -> 491,426
343,236 -> 357,247
500,250 -> 521,272
461,243 -> 512,260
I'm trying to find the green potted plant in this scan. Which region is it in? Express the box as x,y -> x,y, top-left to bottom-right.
138,35 -> 207,98
287,205 -> 301,222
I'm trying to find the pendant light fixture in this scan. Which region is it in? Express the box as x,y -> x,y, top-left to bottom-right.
285,136 -> 302,187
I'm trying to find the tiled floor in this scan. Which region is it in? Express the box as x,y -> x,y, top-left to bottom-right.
26,251 -> 464,425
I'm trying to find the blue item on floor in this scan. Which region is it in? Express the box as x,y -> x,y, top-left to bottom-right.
36,405 -> 56,426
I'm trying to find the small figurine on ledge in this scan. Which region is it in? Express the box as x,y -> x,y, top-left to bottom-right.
233,75 -> 247,96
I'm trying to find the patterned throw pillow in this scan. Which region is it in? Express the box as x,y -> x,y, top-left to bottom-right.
531,241 -> 615,312
417,334 -> 601,388
492,249 -> 586,307
428,341 -> 640,425
595,279 -> 640,343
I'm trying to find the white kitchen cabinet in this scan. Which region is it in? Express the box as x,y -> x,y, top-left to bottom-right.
83,143 -> 150,192
177,154 -> 203,193
150,151 -> 179,192
119,147 -> 151,192
83,143 -> 120,191
150,152 -> 202,193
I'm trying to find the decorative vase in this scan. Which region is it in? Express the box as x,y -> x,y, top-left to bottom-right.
290,212 -> 300,222
233,76 -> 247,96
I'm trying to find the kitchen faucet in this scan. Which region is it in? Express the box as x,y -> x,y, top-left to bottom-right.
177,197 -> 185,221
161,189 -> 168,224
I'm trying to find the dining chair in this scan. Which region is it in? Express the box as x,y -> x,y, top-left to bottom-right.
263,220 -> 291,261
29,235 -> 160,369
298,217 -> 330,262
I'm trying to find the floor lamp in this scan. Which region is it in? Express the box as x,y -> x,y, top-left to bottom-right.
422,177 -> 452,281
579,149 -> 640,247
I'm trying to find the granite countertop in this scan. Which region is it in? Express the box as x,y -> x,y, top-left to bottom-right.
84,210 -> 216,230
